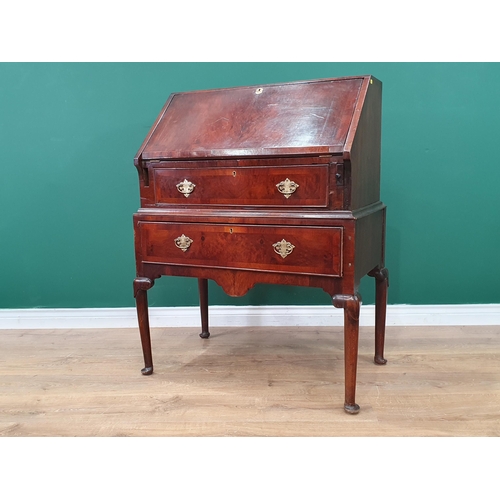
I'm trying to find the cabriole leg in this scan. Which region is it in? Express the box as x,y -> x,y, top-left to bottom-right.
133,277 -> 155,375
198,278 -> 210,339
332,293 -> 361,414
369,267 -> 389,365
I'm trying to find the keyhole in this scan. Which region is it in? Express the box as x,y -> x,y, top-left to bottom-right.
229,228 -> 233,234
232,171 -> 236,177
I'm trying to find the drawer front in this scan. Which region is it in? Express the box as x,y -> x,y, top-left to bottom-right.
153,166 -> 329,207
139,222 -> 343,277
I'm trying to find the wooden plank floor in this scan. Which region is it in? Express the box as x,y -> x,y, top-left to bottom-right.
1,325 -> 499,436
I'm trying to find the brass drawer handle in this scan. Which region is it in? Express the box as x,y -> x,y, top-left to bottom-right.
273,239 -> 295,259
174,234 -> 193,252
276,178 -> 299,198
176,179 -> 196,197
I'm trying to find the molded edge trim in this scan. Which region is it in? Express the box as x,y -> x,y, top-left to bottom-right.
0,304 -> 499,329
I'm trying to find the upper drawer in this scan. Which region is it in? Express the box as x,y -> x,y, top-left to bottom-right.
152,166 -> 329,207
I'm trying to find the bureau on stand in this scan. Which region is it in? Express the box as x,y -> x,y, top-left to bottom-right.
132,75 -> 388,414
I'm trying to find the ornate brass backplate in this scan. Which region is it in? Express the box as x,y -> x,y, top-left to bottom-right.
272,239 -> 295,258
276,178 -> 299,198
176,179 -> 196,197
174,234 -> 193,252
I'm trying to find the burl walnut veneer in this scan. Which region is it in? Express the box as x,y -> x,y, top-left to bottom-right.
132,75 -> 388,414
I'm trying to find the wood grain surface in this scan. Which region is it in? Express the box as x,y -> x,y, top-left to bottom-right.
1,325 -> 499,436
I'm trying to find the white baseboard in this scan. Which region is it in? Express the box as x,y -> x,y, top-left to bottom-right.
0,304 -> 499,329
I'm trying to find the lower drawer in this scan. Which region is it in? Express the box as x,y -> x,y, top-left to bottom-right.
138,222 -> 343,277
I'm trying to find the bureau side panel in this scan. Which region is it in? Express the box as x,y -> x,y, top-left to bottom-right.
349,77 -> 382,210
354,206 -> 385,284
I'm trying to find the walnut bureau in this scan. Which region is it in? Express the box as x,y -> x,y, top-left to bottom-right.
132,75 -> 389,414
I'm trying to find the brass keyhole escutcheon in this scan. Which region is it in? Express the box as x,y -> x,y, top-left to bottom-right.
232,171 -> 236,177
229,228 -> 233,234
255,88 -> 263,94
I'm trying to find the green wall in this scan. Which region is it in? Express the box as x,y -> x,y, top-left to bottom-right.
1,63 -> 499,308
